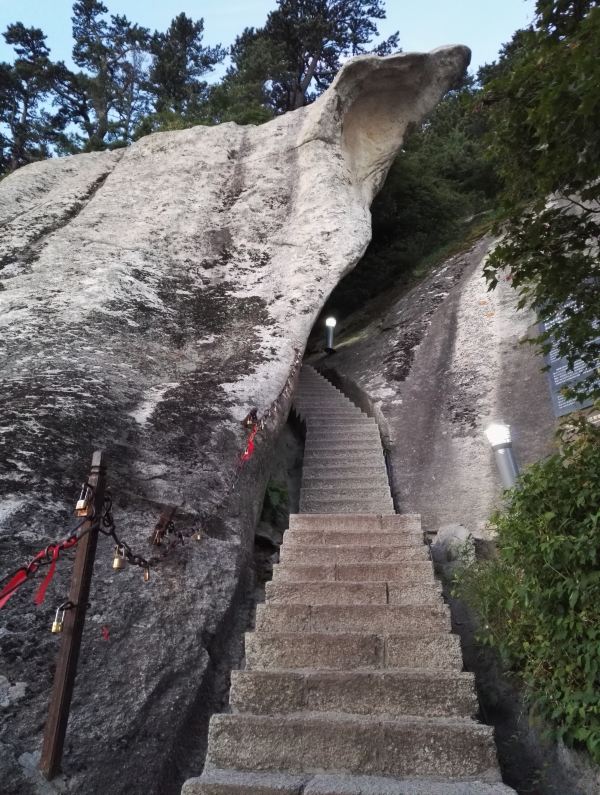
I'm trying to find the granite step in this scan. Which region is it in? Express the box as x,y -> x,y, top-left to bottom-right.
271,561 -> 434,584
183,769 -> 514,795
254,603 -> 452,634
300,477 -> 391,490
281,530 -> 423,547
288,515 -> 421,531
205,713 -> 499,779
279,545 -> 429,564
264,580 -> 441,607
299,501 -> 395,515
230,668 -> 478,719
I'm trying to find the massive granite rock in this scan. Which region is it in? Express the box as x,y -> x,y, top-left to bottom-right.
0,47 -> 469,795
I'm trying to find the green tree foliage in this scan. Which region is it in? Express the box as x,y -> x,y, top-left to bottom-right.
453,419 -> 600,761
324,78 -> 498,316
54,0 -> 150,151
0,24 -> 63,173
483,1 -> 600,404
223,0 -> 399,116
142,12 -> 225,131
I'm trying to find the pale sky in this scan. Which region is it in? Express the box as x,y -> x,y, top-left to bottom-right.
0,0 -> 536,74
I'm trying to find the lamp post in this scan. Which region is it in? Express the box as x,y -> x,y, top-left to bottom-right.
325,317 -> 336,351
485,422 -> 520,489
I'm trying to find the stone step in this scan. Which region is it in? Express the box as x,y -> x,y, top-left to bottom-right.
288,514 -> 421,531
299,409 -> 365,416
184,769 -> 515,795
301,477 -> 391,490
298,403 -> 351,409
300,492 -> 392,508
272,561 -> 434,584
303,454 -> 386,468
306,418 -> 376,427
279,544 -> 428,564
247,631 -> 462,671
264,580 -> 441,607
301,465 -> 388,479
230,668 -> 478,719
299,500 -> 395,514
306,431 -> 382,442
205,713 -> 499,779
301,416 -> 367,424
281,529 -> 423,547
305,440 -> 382,452
301,485 -> 390,497
254,603 -> 451,634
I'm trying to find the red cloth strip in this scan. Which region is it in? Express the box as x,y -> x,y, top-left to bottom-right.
33,537 -> 79,606
241,424 -> 259,462
0,570 -> 28,609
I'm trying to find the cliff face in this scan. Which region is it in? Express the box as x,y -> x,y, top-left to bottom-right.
0,47 -> 469,795
314,236 -> 556,533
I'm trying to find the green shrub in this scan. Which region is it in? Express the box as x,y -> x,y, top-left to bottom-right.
453,417 -> 600,760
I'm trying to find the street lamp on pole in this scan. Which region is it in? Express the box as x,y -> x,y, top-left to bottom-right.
485,422 -> 520,489
325,317 -> 337,351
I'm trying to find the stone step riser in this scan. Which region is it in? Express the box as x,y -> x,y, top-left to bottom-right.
185,770 -> 516,795
272,562 -> 434,584
298,503 -> 395,515
279,546 -> 428,564
302,459 -> 386,469
300,490 -> 392,502
305,441 -> 381,450
230,669 -> 478,720
305,450 -> 381,458
305,434 -> 382,443
288,515 -> 421,531
301,478 -> 390,489
264,580 -> 441,607
301,471 -> 389,482
308,414 -> 379,422
282,530 -> 423,547
299,411 -> 366,417
254,604 -> 452,634
206,714 -> 498,779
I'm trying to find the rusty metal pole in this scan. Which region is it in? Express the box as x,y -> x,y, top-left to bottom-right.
39,450 -> 106,780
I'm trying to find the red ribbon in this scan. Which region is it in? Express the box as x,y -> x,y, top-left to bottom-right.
0,569 -> 28,610
241,424 -> 259,462
33,546 -> 60,606
33,537 -> 79,606
0,535 -> 80,610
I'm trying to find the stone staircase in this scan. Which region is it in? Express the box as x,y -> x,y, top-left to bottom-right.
182,367 -> 514,795
294,367 -> 395,515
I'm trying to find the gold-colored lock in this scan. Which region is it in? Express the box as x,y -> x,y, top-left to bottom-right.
112,545 -> 127,570
193,529 -> 203,542
51,605 -> 66,634
74,483 -> 91,517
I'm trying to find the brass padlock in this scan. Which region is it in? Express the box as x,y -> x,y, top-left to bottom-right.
112,545 -> 127,570
193,529 -> 203,542
74,483 -> 91,517
51,605 -> 66,634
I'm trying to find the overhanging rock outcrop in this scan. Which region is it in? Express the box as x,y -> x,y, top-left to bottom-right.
0,47 -> 470,795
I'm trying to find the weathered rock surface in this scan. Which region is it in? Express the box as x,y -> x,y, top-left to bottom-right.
0,47 -> 469,795
315,236 -> 556,532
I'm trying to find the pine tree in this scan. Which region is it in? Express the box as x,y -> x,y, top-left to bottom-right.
54,0 -> 150,151
225,0 -> 400,115
0,24 -> 63,174
148,13 -> 225,117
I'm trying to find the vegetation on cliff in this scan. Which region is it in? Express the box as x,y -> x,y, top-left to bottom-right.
454,419 -> 600,762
